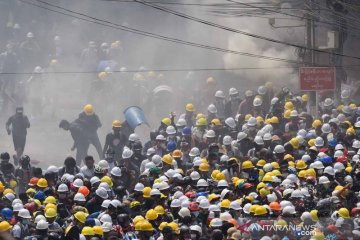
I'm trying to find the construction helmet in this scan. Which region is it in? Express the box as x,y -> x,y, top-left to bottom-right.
285,102 -> 294,110
269,202 -> 282,211
206,77 -> 216,84
301,94 -> 309,102
196,118 -> 207,126
215,173 -> 226,181
37,178 -> 48,188
0,221 -> 12,232
211,170 -> 220,180
101,176 -> 113,188
338,208 -> 350,218
45,208 -> 57,218
78,186 -> 90,197
74,211 -> 86,224
289,138 -> 299,149
140,221 -> 154,232
98,72 -> 107,81
312,119 -> 322,129
93,226 -> 104,236
271,162 -> 280,169
112,120 -> 121,128
44,196 -> 56,204
168,222 -> 180,234
296,160 -> 307,170
283,110 -> 291,119
162,154 -> 173,165
211,118 -> 222,126
256,159 -> 266,167
161,118 -> 171,126
199,163 -> 209,172
242,160 -> 254,169
82,226 -> 95,236
154,205 -> 165,215
220,199 -> 231,209
172,150 -> 182,158
270,116 -> 279,124
83,104 -> 94,116
185,103 -> 195,112
254,206 -> 267,216
143,187 -> 152,198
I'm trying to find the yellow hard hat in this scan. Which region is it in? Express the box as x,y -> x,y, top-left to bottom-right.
215,172 -> 226,181
249,204 -> 260,214
206,76 -> 216,85
98,72 -> 107,81
242,160 -> 254,169
196,113 -> 205,120
298,170 -> 306,178
276,219 -> 288,226
154,205 -> 165,215
0,182 -> 4,193
338,208 -> 350,218
44,196 -> 56,204
259,188 -> 270,197
133,216 -> 145,225
306,168 -> 316,178
112,120 -> 122,128
82,226 -> 94,236
256,116 -> 264,124
3,189 -> 14,195
186,103 -> 195,112
284,110 -> 291,119
310,210 -> 319,221
256,182 -> 266,192
288,161 -> 295,168
346,127 -> 355,135
83,104 -> 94,116
9,180 -> 17,189
272,170 -> 282,177
270,116 -> 279,124
349,103 -> 357,109
289,138 -> 299,149
211,170 -> 221,180
199,163 -> 209,172
345,166 -> 352,173
265,118 -> 271,125
296,160 -> 307,170
168,222 -> 180,234
130,201 -> 141,209
37,178 -> 48,188
26,188 -> 36,195
196,117 -> 207,126
45,208 -> 57,218
211,118 -> 222,126
145,209 -> 158,221
101,176 -> 113,188
245,114 -> 252,121
208,193 -> 220,202
308,139 -> 315,147
143,187 -> 152,198
45,203 -> 57,211
172,149 -> 182,158
74,211 -> 86,224
0,221 -> 12,232
312,119 -> 322,129
161,118 -> 171,126
220,199 -> 231,209
301,94 -> 309,102
254,205 -> 267,216
271,162 -> 280,169
285,101 -> 294,110
262,175 -> 273,183
284,154 -> 294,161
93,226 -> 104,236
256,159 -> 266,167
162,154 -> 173,165
159,222 -> 168,231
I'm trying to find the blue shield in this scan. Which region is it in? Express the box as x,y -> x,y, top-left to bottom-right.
123,106 -> 149,129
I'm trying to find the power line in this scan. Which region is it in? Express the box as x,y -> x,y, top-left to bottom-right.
134,0 -> 360,61
19,0 -> 301,65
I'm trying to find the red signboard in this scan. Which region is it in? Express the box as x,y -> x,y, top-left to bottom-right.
299,67 -> 336,91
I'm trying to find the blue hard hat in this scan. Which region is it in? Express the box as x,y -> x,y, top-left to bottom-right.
166,141 -> 177,152
34,191 -> 46,202
1,208 -> 12,220
196,192 -> 208,198
182,127 -> 191,136
328,138 -> 337,147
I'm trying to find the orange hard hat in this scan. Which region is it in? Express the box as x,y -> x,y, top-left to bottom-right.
269,202 -> 282,211
28,177 -> 39,187
78,186 -> 90,197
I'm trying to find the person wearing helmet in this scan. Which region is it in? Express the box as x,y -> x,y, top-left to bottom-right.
12,209 -> 31,239
192,118 -> 207,149
77,104 -> 103,159
59,119 -> 90,165
6,107 -> 30,166
131,141 -> 146,170
103,120 -> 127,163
238,90 -> 254,115
64,211 -> 86,240
214,90 -> 226,120
284,109 -> 301,138
58,157 -> 80,177
225,88 -> 241,118
14,155 -> 33,194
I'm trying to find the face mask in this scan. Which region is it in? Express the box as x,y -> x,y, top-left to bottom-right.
160,143 -> 166,149
191,234 -> 197,240
22,219 -> 29,225
192,211 -> 199,217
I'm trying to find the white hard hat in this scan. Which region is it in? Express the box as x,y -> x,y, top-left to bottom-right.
150,189 -> 161,196
263,133 -> 272,141
18,209 -> 31,219
189,147 -> 200,157
96,187 -> 109,199
318,176 -> 330,184
134,183 -> 145,192
300,212 -> 312,222
110,167 -> 122,177
176,118 -> 187,127
36,219 -> 49,230
225,117 -> 236,128
263,163 -> 273,173
237,132 -> 247,141
74,193 -> 86,202
100,214 -> 112,224
98,160 -> 110,170
229,88 -> 239,96
290,110 -> 298,117
353,140 -> 360,149
324,166 -> 335,176
274,145 -> 285,154
345,175 -> 353,184
254,136 -> 264,145
190,171 -> 201,181
146,147 -> 156,156
129,133 -> 140,142
33,66 -> 43,73
73,179 -> 84,188
220,189 -> 230,199
215,90 -> 225,98
220,155 -> 229,163
190,225 -> 202,235
267,193 -> 277,203
206,130 -> 216,138
166,125 -> 176,135
302,154 -> 311,163
208,104 -> 217,114
282,205 -> 296,215
57,183 -> 69,193
90,176 -> 101,185
287,174 -> 298,184
315,137 -> 324,147
324,98 -> 334,107
209,204 -> 220,212
34,215 -> 46,224
271,97 -> 279,105
102,222 -> 112,232
110,199 -> 121,208
27,32 -> 34,38
197,179 -> 208,187
280,200 -> 293,209
245,90 -> 254,97
122,148 -> 133,159
230,201 -> 242,210
321,123 -> 331,134
217,180 -> 228,188
156,134 -> 166,141
210,218 -> 223,227
13,203 -> 24,212
158,181 -> 170,191
283,188 -> 294,197
178,207 -> 191,218
199,199 -> 210,209
46,165 -> 58,174
164,169 -> 176,178
173,191 -> 184,199
220,212 -> 232,221
101,199 -> 111,208
247,117 -> 257,127
151,155 -> 162,166
170,199 -> 181,208
334,162 -> 345,172
11,199 -> 22,207
223,135 -> 232,145
341,89 -> 350,99
193,158 -> 202,167
253,97 -> 263,107
243,203 -> 252,214
290,189 -> 303,198
258,85 -> 267,95
335,144 -> 344,151
145,162 -> 156,170
311,161 -> 324,169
